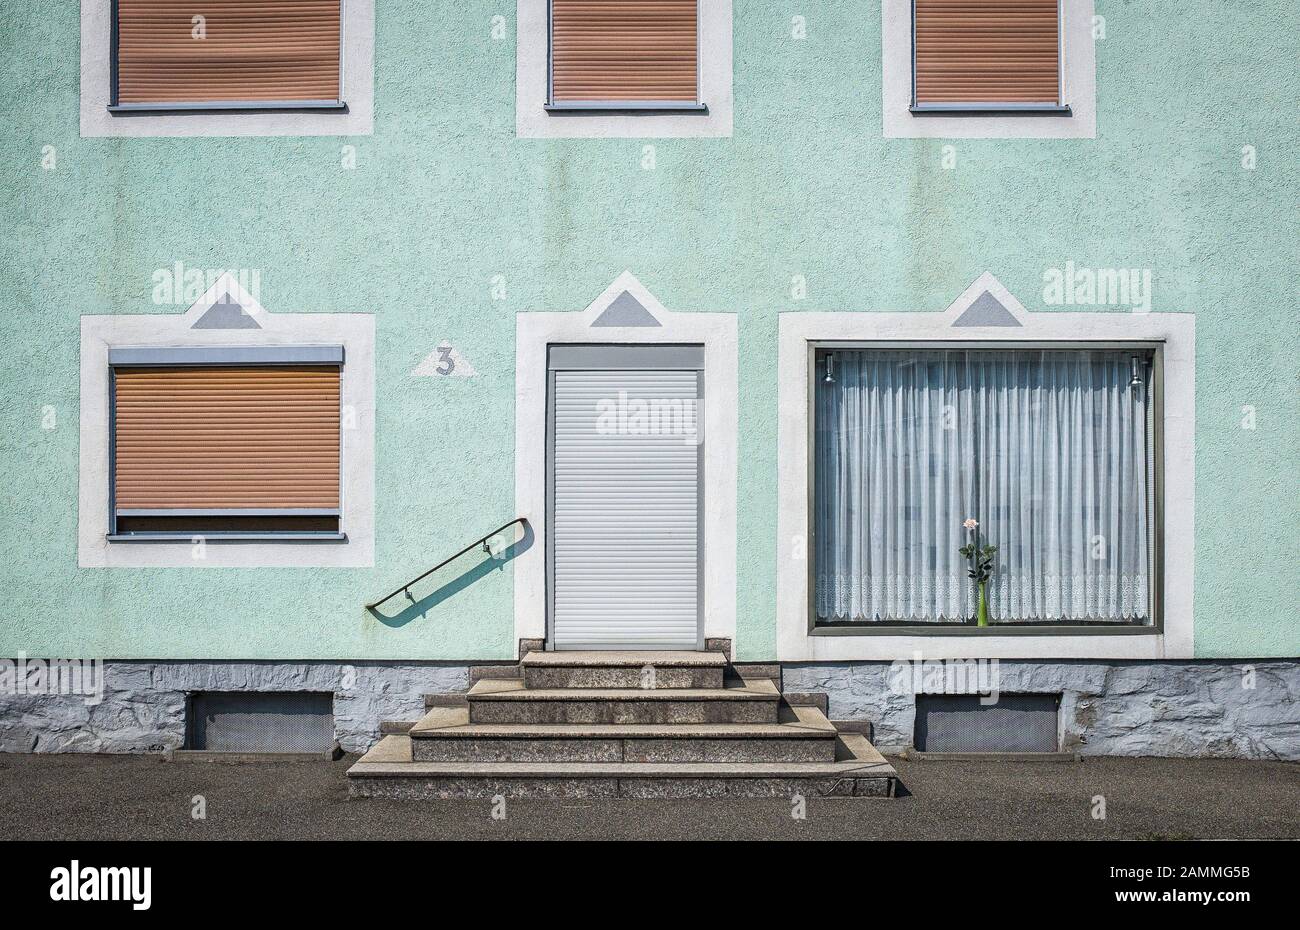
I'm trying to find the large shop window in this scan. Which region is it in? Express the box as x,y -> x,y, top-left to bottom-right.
109,347 -> 343,539
111,0 -> 344,109
548,0 -> 701,108
813,347 -> 1157,627
912,0 -> 1064,111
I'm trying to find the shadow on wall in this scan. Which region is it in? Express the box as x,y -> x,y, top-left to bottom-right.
366,521 -> 534,628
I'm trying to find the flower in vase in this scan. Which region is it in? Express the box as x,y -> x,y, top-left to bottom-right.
962,518 -> 979,530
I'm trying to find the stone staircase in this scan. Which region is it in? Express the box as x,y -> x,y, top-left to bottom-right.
347,651 -> 898,799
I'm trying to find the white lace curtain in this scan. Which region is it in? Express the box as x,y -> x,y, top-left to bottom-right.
814,349 -> 1151,624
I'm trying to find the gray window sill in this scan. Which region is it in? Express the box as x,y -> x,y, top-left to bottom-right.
108,101 -> 348,114
115,508 -> 340,517
545,102 -> 708,113
810,623 -> 1159,637
107,533 -> 347,543
910,104 -> 1072,116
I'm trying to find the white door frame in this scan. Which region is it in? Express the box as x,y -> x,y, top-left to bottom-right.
515,273 -> 738,652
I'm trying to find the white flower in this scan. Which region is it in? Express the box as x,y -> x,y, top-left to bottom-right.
963,518 -> 979,530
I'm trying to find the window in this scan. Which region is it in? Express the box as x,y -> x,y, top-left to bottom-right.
777,284 -> 1193,658
517,0 -> 731,138
110,0 -> 344,111
881,0 -> 1094,139
813,346 -> 1157,628
108,347 -> 344,539
547,0 -> 702,109
82,0 -> 373,136
912,0 -> 1064,112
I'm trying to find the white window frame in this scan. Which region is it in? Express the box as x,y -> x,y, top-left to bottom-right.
79,275 -> 375,567
882,0 -> 1097,139
80,0 -> 374,137
513,273 -> 739,650
775,274 -> 1195,661
516,0 -> 733,138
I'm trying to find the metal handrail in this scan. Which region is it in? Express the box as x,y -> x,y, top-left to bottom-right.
365,517 -> 528,610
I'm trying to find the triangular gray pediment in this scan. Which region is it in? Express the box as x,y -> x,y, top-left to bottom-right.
592,291 -> 660,327
192,296 -> 261,329
953,291 -> 1021,327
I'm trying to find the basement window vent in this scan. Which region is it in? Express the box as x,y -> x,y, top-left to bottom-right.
186,692 -> 334,753
915,694 -> 1060,754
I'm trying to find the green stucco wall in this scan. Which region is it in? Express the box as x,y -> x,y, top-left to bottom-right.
0,1 -> 1295,661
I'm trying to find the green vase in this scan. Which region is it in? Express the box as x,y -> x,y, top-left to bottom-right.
977,582 -> 989,627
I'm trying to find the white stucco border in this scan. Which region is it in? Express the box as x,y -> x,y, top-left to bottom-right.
514,272 -> 738,650
882,0 -> 1097,139
515,0 -> 733,139
776,273 -> 1195,661
79,275 -> 375,567
80,0 -> 374,137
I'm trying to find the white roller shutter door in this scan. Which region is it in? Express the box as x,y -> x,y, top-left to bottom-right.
550,364 -> 702,650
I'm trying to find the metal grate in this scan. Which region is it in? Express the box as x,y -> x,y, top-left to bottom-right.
915,693 -> 1060,753
187,692 -> 334,753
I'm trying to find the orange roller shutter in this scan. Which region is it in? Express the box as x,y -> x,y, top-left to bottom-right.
113,366 -> 341,511
115,0 -> 342,105
551,0 -> 699,103
914,0 -> 1061,106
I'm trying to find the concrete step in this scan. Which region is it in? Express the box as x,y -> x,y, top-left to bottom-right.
408,704 -> 838,763
465,678 -> 780,725
520,650 -> 727,690
731,662 -> 781,686
468,663 -> 522,686
347,732 -> 897,799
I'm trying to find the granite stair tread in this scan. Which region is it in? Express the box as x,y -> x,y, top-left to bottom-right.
520,650 -> 728,668
467,677 -> 778,701
409,702 -> 835,739
349,733 -> 896,779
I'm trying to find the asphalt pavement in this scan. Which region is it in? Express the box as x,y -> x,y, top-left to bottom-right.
1,752 -> 1295,840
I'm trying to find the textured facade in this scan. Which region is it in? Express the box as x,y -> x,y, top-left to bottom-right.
0,2 -> 1296,758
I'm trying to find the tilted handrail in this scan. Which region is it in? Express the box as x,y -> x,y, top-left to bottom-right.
365,517 -> 528,610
